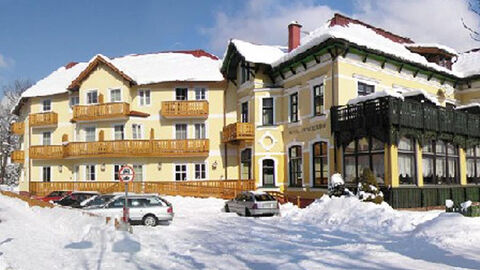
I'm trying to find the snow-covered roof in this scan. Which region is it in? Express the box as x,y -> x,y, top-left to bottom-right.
272,22 -> 460,77
405,43 -> 458,56
229,39 -> 286,65
455,102 -> 480,110
402,89 -> 440,106
452,49 -> 480,78
347,90 -> 404,105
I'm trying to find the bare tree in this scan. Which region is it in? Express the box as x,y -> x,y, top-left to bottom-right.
463,0 -> 480,41
0,79 -> 32,185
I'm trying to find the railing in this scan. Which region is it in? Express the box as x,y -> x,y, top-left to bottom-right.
29,112 -> 58,127
29,139 -> 209,159
29,179 -> 256,198
11,150 -> 25,163
161,101 -> 209,118
72,102 -> 130,121
29,145 -> 64,159
331,96 -> 480,138
10,122 -> 24,135
222,122 -> 254,143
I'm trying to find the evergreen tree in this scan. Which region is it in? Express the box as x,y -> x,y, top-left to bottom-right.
357,168 -> 383,204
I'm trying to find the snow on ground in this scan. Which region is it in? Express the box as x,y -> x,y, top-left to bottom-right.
1,194 -> 480,270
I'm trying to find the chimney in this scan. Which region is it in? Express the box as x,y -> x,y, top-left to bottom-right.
288,21 -> 302,52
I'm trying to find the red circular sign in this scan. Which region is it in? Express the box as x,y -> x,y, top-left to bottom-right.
119,165 -> 135,183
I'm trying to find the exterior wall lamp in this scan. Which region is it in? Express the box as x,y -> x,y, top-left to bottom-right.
101,163 -> 106,171
212,161 -> 218,170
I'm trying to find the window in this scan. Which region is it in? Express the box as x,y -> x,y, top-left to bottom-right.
241,149 -> 252,180
86,165 -> 95,181
313,84 -> 324,116
290,93 -> 298,123
70,96 -> 79,109
42,132 -> 51,146
194,123 -> 205,139
175,124 -> 187,139
73,165 -> 79,181
85,127 -> 96,142
241,102 -> 249,123
133,165 -> 143,182
87,90 -> 98,104
422,140 -> 459,185
114,125 -> 124,140
175,164 -> 187,181
175,88 -> 188,100
398,137 -> 416,185
289,146 -> 303,187
132,124 -> 143,139
343,137 -> 385,184
262,159 -> 275,187
195,87 -> 206,100
42,167 -> 51,182
240,60 -> 252,84
138,90 -> 151,106
467,146 -> 480,184
110,89 -> 121,102
262,98 -> 274,125
357,82 -> 374,96
312,142 -> 328,187
194,163 -> 206,180
43,99 -> 51,112
114,165 -> 121,181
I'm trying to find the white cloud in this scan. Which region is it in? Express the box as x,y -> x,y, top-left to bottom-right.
203,0 -> 480,56
352,0 -> 480,52
0,54 -> 13,69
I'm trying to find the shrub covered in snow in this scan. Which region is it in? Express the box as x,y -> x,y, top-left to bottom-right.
356,168 -> 383,204
328,173 -> 352,197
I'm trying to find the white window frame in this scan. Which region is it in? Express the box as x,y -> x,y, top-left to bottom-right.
257,157 -> 278,188
109,88 -> 122,103
42,99 -> 52,112
113,124 -> 125,140
308,76 -> 326,117
69,95 -> 79,112
85,164 -> 96,181
261,97 -> 275,126
194,122 -> 207,139
286,142 -> 305,188
175,123 -> 188,139
84,126 -> 96,142
132,123 -> 144,139
194,87 -> 208,100
174,87 -> 188,101
42,131 -> 51,146
174,163 -> 188,181
309,138 -> 330,188
288,92 -> 299,123
194,162 -> 207,180
42,166 -> 51,182
133,164 -> 145,182
138,89 -> 151,106
73,165 -> 79,181
86,89 -> 99,105
113,164 -> 122,181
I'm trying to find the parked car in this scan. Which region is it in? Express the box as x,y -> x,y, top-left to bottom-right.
80,194 -> 116,209
85,194 -> 174,226
225,191 -> 280,217
54,191 -> 100,207
35,190 -> 72,202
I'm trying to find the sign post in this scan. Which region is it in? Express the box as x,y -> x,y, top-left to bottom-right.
119,165 -> 135,224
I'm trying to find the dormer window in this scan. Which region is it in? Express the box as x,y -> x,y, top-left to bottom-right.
240,60 -> 253,84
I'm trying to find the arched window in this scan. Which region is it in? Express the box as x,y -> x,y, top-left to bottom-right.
466,146 -> 480,184
289,146 -> 303,187
398,137 -> 416,185
312,142 -> 328,187
240,149 -> 252,180
262,159 -> 275,187
342,137 -> 385,184
422,140 -> 459,185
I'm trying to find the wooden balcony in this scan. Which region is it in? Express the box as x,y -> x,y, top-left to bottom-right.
222,122 -> 254,143
161,101 -> 209,118
11,150 -> 24,163
29,139 -> 209,159
29,112 -> 58,128
72,102 -> 131,122
10,122 -> 24,135
29,145 -> 64,160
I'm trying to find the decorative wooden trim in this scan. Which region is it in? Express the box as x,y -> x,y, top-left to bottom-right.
29,112 -> 58,128
11,150 -> 24,163
160,100 -> 209,118
222,122 -> 254,144
72,102 -> 146,122
10,122 -> 24,135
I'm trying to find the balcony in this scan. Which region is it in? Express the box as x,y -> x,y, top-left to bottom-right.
29,145 -> 64,160
161,101 -> 209,118
10,122 -> 24,135
222,122 -> 254,143
331,96 -> 480,145
72,102 -> 131,122
29,139 -> 209,159
29,112 -> 58,128
11,150 -> 24,163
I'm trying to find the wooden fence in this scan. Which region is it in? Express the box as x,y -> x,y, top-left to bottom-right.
29,179 -> 256,199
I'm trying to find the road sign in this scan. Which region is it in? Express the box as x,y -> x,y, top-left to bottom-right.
119,165 -> 135,183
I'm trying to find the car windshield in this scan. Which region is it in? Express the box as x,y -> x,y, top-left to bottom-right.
85,195 -> 114,206
254,194 -> 276,201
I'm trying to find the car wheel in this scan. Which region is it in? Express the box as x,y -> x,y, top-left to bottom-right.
224,204 -> 230,212
245,208 -> 251,217
142,215 -> 158,227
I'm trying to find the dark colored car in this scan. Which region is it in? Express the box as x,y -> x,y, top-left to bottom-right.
54,191 -> 100,207
35,191 -> 72,202
80,194 -> 116,209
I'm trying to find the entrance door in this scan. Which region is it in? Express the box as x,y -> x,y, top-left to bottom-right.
262,159 -> 275,187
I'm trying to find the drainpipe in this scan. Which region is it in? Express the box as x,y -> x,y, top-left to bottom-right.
223,82 -> 228,180
332,51 -> 338,174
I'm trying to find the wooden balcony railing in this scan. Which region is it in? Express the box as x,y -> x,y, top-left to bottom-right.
29,139 -> 209,159
29,145 -> 64,159
29,112 -> 58,128
29,179 -> 256,198
11,150 -> 24,163
222,122 -> 254,143
161,101 -> 209,118
72,102 -> 130,122
10,122 -> 24,135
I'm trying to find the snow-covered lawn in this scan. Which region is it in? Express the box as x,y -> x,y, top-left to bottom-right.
1,193 -> 480,270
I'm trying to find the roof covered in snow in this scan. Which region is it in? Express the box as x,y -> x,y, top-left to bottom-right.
452,49 -> 480,78
228,39 -> 286,65
405,43 -> 458,56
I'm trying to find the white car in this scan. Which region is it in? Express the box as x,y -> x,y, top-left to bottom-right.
86,194 -> 174,226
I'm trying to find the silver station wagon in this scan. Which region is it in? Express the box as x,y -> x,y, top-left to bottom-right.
224,191 -> 280,216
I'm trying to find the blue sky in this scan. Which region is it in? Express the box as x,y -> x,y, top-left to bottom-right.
0,0 -> 477,90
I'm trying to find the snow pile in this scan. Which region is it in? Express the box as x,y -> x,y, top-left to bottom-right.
229,39 -> 286,65
330,173 -> 344,187
347,89 -> 404,105
445,199 -> 454,208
